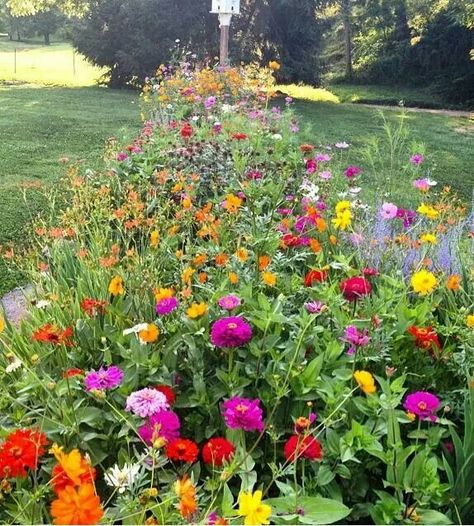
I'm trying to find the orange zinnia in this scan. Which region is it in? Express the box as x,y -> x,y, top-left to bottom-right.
446,274 -> 461,291
174,476 -> 197,519
215,253 -> 229,266
258,255 -> 271,271
50,484 -> 103,525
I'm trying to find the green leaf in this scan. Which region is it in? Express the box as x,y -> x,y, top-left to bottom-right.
317,464 -> 335,486
417,509 -> 453,524
267,496 -> 351,524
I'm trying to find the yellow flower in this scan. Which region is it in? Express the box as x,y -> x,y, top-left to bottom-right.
181,267 -> 195,284
353,370 -> 376,395
0,315 -> 4,333
235,248 -> 248,262
261,271 -> 276,286
335,200 -> 351,214
268,60 -> 280,71
229,272 -> 239,284
108,276 -> 124,296
406,412 -> 416,422
420,233 -> 437,244
150,230 -> 160,248
187,302 -> 208,319
139,324 -> 160,343
417,203 -> 439,219
411,269 -> 437,295
467,315 -> 474,328
332,209 -> 352,230
223,193 -> 242,213
238,490 -> 272,526
154,287 -> 174,301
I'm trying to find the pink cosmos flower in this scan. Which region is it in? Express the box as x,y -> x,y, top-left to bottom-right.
138,409 -> 181,445
344,165 -> 362,178
403,391 -> 440,421
222,397 -> 264,432
304,301 -> 326,314
84,365 -> 123,391
156,297 -> 179,316
413,178 -> 437,191
210,317 -> 252,348
204,96 -> 217,109
305,159 -> 317,174
218,294 -> 241,310
318,170 -> 332,180
410,153 -> 424,165
342,325 -> 370,355
315,153 -> 331,162
380,202 -> 398,219
126,388 -> 169,418
116,152 -> 128,161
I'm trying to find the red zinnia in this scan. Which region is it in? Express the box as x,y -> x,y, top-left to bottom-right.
281,233 -> 301,248
32,324 -> 73,346
231,132 -> 248,140
340,276 -> 372,301
304,269 -> 328,287
166,438 -> 199,463
408,326 -> 442,351
284,435 -> 322,462
80,298 -> 107,316
63,368 -> 84,379
202,437 -> 235,467
155,385 -> 176,405
0,429 -> 48,478
181,123 -> 193,138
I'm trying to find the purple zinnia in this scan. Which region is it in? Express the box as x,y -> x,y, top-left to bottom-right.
126,388 -> 169,418
138,409 -> 181,445
156,296 -> 179,316
84,365 -> 123,391
410,153 -> 424,165
218,294 -> 241,311
396,208 -> 417,228
344,165 -> 362,178
341,325 -> 370,355
403,391 -> 440,422
210,316 -> 252,348
222,397 -> 264,432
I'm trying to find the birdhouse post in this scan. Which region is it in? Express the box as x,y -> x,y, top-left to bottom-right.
210,0 -> 240,66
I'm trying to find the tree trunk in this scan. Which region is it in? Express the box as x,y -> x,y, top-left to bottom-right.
44,32 -> 50,45
394,0 -> 410,42
342,0 -> 353,80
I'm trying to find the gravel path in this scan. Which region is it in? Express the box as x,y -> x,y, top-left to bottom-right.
0,285 -> 34,326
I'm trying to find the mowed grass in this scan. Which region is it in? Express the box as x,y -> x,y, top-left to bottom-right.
0,39 -> 473,295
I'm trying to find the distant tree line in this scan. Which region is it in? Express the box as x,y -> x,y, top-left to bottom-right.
2,0 -> 473,103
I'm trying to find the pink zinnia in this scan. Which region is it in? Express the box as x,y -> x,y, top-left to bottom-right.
210,317 -> 252,348
222,397 -> 264,432
84,365 -> 123,391
126,388 -> 169,418
344,165 -> 362,178
138,409 -> 181,445
218,294 -> 241,310
156,296 -> 179,315
342,326 -> 370,355
403,391 -> 440,422
340,276 -> 372,301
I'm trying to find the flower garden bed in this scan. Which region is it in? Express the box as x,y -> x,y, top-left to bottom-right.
0,63 -> 473,525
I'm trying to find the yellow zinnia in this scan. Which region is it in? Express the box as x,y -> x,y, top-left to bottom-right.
411,269 -> 437,295
420,233 -> 437,244
139,323 -> 160,343
261,271 -> 277,287
238,490 -> 272,526
417,203 -> 439,219
467,315 -> 474,328
108,276 -> 124,296
187,302 -> 208,319
154,287 -> 174,301
353,370 -> 376,395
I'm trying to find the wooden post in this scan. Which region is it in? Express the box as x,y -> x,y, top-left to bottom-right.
219,24 -> 230,66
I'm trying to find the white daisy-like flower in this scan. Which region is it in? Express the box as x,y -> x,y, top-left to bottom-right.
335,141 -> 349,149
105,463 -> 141,493
6,358 -> 22,373
271,133 -> 282,141
123,323 -> 148,336
35,300 -> 51,309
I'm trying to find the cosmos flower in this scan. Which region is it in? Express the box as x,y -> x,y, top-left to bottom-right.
104,463 -> 140,494
238,490 -> 271,526
0,429 -> 48,478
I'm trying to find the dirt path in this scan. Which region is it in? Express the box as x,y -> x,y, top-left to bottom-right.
359,103 -> 472,118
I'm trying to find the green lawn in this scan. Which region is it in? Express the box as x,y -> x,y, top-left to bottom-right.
0,39 -> 473,296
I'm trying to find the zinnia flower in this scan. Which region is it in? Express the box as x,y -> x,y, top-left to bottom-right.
222,397 -> 264,432
210,317 -> 252,348
284,435 -> 322,462
156,296 -> 179,315
155,384 -> 176,405
411,269 -> 437,295
342,325 -> 370,355
138,409 -> 180,446
84,365 -> 123,391
238,490 -> 271,526
138,323 -> 160,343
80,298 -> 106,316
304,301 -> 326,314
410,153 -> 424,165
202,437 -> 235,467
50,484 -> 103,525
408,326 -> 441,351
187,302 -> 208,319
304,269 -> 328,287
166,438 -> 199,463
340,276 -> 372,301
0,429 -> 48,478
353,370 -> 376,394
32,324 -> 73,346
218,294 -> 241,310
126,388 -> 169,418
403,391 -> 440,421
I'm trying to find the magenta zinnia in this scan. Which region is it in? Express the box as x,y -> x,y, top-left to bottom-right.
138,409 -> 181,445
84,365 -> 123,391
156,297 -> 179,316
210,316 -> 252,348
403,391 -> 440,422
222,397 -> 264,432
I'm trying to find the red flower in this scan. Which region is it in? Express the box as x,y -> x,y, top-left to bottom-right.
281,233 -> 301,248
408,326 -> 441,351
304,269 -> 328,287
231,132 -> 248,140
202,437 -> 235,467
155,385 -> 176,405
32,324 -> 73,346
63,368 -> 84,379
166,438 -> 199,463
362,267 -> 379,277
284,435 -> 322,462
51,463 -> 96,494
181,123 -> 193,138
340,276 -> 372,301
80,298 -> 107,316
0,429 -> 48,478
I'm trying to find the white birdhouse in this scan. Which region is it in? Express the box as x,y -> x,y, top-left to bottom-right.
211,0 -> 240,15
